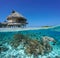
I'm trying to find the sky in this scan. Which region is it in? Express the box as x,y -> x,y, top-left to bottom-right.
0,0 -> 60,27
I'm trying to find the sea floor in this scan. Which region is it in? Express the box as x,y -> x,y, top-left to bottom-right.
0,28 -> 60,58
0,43 -> 60,58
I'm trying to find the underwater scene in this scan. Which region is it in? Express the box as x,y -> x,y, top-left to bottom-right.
0,27 -> 60,58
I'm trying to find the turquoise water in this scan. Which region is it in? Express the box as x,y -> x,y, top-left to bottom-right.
0,28 -> 60,58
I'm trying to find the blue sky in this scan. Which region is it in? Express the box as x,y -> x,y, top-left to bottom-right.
0,0 -> 60,27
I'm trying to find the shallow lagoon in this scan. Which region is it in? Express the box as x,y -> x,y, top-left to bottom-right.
0,27 -> 60,58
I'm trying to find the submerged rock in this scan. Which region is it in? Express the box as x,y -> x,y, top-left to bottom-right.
41,36 -> 56,43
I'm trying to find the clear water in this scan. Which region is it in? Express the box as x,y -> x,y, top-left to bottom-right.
0,28 -> 60,58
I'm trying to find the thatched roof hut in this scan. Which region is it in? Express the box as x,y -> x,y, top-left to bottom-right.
0,10 -> 28,28
7,11 -> 25,19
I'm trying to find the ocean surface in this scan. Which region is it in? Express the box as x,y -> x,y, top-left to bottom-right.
0,26 -> 60,58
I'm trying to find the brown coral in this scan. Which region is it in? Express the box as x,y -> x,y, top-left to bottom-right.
10,34 -> 28,48
10,33 -> 53,57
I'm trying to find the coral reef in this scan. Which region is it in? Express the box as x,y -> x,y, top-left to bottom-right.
10,34 -> 27,48
9,33 -> 56,57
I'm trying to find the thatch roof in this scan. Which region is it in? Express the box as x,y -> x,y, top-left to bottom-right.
7,11 -> 26,20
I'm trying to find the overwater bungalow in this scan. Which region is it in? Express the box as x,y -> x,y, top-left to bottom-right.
0,11 -> 28,28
